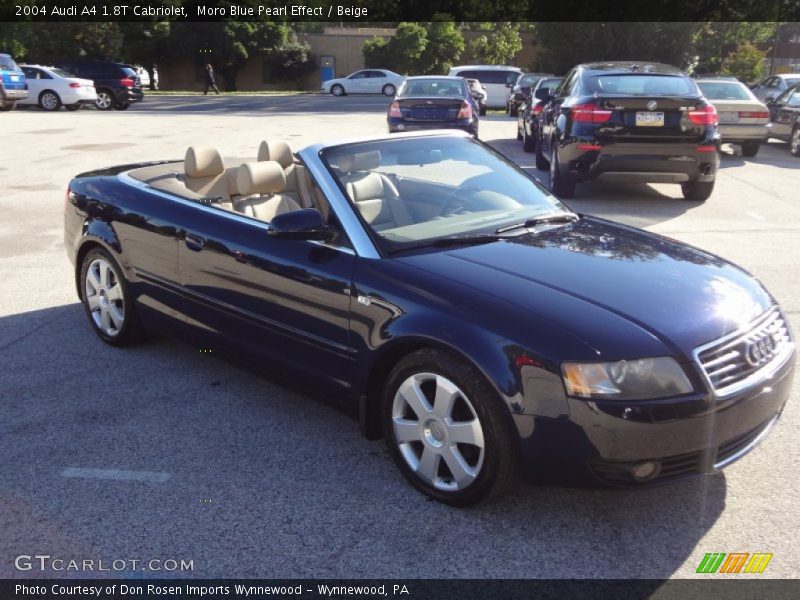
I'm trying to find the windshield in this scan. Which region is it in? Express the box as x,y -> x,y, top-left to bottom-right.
401,79 -> 463,97
0,56 -> 18,71
321,136 -> 572,252
697,81 -> 753,100
589,74 -> 698,96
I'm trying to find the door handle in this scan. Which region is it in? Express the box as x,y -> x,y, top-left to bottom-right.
184,233 -> 206,251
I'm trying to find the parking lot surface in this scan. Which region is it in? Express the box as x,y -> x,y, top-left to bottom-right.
1,94 -> 799,579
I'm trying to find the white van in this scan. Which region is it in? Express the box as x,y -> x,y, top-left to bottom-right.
448,65 -> 523,109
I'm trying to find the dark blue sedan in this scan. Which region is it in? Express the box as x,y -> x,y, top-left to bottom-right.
387,76 -> 479,138
64,131 -> 794,505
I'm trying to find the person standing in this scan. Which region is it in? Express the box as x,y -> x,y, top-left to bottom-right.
203,63 -> 220,95
151,64 -> 159,91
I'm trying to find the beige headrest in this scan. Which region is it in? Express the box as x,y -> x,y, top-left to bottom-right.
350,150 -> 381,172
257,140 -> 293,168
237,161 -> 286,196
185,147 -> 224,178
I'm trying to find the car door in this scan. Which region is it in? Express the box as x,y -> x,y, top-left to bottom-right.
347,71 -> 369,93
177,191 -> 356,397
366,71 -> 386,93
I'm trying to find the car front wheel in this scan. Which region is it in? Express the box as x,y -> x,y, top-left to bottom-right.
549,147 -> 575,198
95,90 -> 114,110
39,90 -> 62,111
791,126 -> 800,157
331,84 -> 345,97
382,84 -> 396,96
382,349 -> 517,506
80,248 -> 144,346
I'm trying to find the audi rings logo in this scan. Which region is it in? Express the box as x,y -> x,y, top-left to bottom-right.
745,332 -> 777,367
647,100 -> 658,110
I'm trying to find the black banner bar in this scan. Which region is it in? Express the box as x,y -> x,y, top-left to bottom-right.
2,579 -> 800,600
3,0 -> 800,22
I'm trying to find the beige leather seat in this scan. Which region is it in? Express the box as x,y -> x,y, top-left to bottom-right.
183,146 -> 239,209
234,161 -> 301,221
339,151 -> 413,230
257,140 -> 314,209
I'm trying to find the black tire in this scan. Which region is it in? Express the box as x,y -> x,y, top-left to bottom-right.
523,127 -> 536,153
791,126 -> 800,157
516,125 -> 523,141
479,105 -> 486,116
0,101 -> 15,111
549,147 -> 575,198
535,138 -> 550,170
681,179 -> 715,202
95,89 -> 114,110
331,84 -> 345,97
39,90 -> 62,111
381,349 -> 517,506
741,141 -> 760,157
382,84 -> 396,97
79,248 -> 145,346
65,103 -> 82,111
509,104 -> 518,117
114,102 -> 130,111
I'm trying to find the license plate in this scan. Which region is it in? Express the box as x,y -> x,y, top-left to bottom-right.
635,111 -> 665,127
718,111 -> 740,122
9,75 -> 19,81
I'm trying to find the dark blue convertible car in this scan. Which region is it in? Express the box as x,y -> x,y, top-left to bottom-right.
65,131 -> 794,505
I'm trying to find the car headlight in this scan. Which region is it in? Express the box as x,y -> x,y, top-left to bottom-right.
561,357 -> 693,400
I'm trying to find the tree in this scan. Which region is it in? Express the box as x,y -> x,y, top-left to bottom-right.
692,22 -> 774,75
265,38 -> 316,87
362,21 -> 464,75
469,23 -> 522,65
421,18 -> 464,74
15,23 -> 123,64
721,41 -> 766,84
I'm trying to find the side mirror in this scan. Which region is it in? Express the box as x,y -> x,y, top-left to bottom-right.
534,88 -> 553,101
268,208 -> 331,241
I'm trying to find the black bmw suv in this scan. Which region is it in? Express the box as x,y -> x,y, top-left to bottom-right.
536,62 -> 720,201
56,59 -> 144,110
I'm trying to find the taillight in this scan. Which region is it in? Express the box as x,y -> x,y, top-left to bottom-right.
738,111 -> 769,119
457,101 -> 473,119
120,77 -> 134,87
688,104 -> 718,125
533,103 -> 544,115
388,101 -> 402,118
697,145 -> 717,153
68,82 -> 81,88
571,102 -> 612,123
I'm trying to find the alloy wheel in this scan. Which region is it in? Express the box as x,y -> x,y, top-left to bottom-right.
96,91 -> 113,110
331,85 -> 344,97
792,128 -> 800,156
84,257 -> 125,337
391,372 -> 485,492
40,92 -> 59,111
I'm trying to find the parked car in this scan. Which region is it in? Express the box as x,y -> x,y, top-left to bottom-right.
517,76 -> 563,152
751,73 -> 800,103
18,65 -> 96,111
321,69 -> 404,97
507,72 -> 552,116
388,76 -> 479,137
55,59 -> 143,110
0,52 -> 28,110
466,78 -> 487,116
695,78 -> 770,157
766,84 -> 800,156
132,65 -> 150,89
448,65 -> 523,109
537,62 -> 720,201
64,130 -> 794,505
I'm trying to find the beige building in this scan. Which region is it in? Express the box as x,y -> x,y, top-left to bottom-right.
157,26 -> 540,92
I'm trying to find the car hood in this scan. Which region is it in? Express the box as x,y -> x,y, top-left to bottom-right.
395,217 -> 773,356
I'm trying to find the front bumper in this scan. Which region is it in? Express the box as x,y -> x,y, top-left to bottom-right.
517,348 -> 794,487
561,141 -> 720,184
718,122 -> 770,143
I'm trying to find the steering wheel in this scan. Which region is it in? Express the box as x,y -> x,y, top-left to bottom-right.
440,185 -> 480,217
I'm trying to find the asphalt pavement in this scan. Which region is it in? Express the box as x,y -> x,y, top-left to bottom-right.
1,93 -> 798,579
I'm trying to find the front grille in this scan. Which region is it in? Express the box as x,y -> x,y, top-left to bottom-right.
695,307 -> 793,397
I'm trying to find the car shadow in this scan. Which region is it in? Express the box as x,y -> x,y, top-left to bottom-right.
718,140 -> 798,170
0,303 -> 726,579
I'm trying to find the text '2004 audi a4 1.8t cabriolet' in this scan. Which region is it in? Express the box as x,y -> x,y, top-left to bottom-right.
64,131 -> 795,505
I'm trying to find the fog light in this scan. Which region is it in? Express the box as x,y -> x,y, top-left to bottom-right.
630,461 -> 661,481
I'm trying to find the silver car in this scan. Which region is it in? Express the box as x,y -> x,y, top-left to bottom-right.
696,78 -> 771,157
751,73 -> 800,103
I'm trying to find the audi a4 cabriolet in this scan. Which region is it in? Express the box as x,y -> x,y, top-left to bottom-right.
64,131 -> 795,505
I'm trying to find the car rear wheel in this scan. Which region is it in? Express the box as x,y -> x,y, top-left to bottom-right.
95,90 -> 114,110
479,105 -> 486,116
681,179 -> 715,202
791,126 -> 800,157
0,100 -> 16,111
549,147 -> 575,198
523,127 -> 536,153
382,84 -> 396,97
741,141 -> 760,157
39,90 -> 62,111
535,138 -> 550,170
331,84 -> 345,97
382,349 -> 517,506
80,248 -> 144,346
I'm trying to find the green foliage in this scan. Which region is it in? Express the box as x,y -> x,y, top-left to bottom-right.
14,23 -> 124,64
469,23 -> 522,65
0,23 -> 26,59
721,41 -> 766,84
692,22 -> 774,74
362,20 -> 464,75
265,38 -> 316,84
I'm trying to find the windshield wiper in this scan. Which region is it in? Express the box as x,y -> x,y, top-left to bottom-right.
495,212 -> 579,234
388,234 -> 503,255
